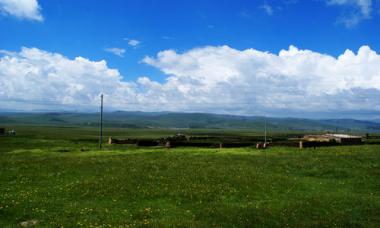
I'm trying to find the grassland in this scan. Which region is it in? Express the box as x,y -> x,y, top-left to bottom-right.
0,126 -> 379,227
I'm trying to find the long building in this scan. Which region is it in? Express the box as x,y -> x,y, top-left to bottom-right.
300,133 -> 362,148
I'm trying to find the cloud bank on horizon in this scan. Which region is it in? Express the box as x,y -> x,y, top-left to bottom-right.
0,0 -> 379,117
0,45 -> 379,117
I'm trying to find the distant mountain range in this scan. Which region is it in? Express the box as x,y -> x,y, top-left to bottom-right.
372,119 -> 380,123
0,111 -> 380,132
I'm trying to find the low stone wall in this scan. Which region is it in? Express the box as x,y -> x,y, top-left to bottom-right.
108,137 -> 137,144
299,141 -> 340,149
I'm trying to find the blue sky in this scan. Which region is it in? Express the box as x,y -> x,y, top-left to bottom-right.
0,0 -> 380,118
1,0 -> 379,81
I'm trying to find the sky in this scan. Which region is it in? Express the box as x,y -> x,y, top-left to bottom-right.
0,0 -> 380,119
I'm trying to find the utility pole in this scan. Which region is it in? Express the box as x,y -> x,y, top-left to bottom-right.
99,94 -> 103,149
264,118 -> 267,145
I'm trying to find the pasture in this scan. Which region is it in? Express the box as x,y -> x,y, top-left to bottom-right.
0,126 -> 379,227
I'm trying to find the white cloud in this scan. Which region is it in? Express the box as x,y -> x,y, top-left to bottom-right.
326,0 -> 373,27
0,0 -> 43,21
128,39 -> 140,47
124,38 -> 140,48
1,45 -> 380,117
259,3 -> 274,15
0,47 -> 136,111
142,45 -> 380,115
104,47 -> 125,57
327,0 -> 372,16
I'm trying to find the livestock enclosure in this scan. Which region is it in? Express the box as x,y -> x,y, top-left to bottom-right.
0,125 -> 379,227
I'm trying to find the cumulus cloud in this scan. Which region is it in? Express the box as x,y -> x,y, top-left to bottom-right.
1,45 -> 380,117
0,0 -> 43,21
325,0 -> 373,27
104,47 -> 125,57
142,45 -> 380,115
0,47 -> 136,111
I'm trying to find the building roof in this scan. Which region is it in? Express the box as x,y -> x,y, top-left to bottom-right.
324,134 -> 362,139
302,134 -> 362,142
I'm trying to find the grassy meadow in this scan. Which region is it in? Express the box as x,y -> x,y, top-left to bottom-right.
0,126 -> 379,227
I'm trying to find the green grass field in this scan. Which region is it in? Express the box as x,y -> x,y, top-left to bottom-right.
0,126 -> 379,227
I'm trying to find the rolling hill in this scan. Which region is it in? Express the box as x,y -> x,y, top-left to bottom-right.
0,111 -> 380,132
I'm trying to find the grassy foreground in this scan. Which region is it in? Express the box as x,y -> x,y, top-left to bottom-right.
0,127 -> 379,227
